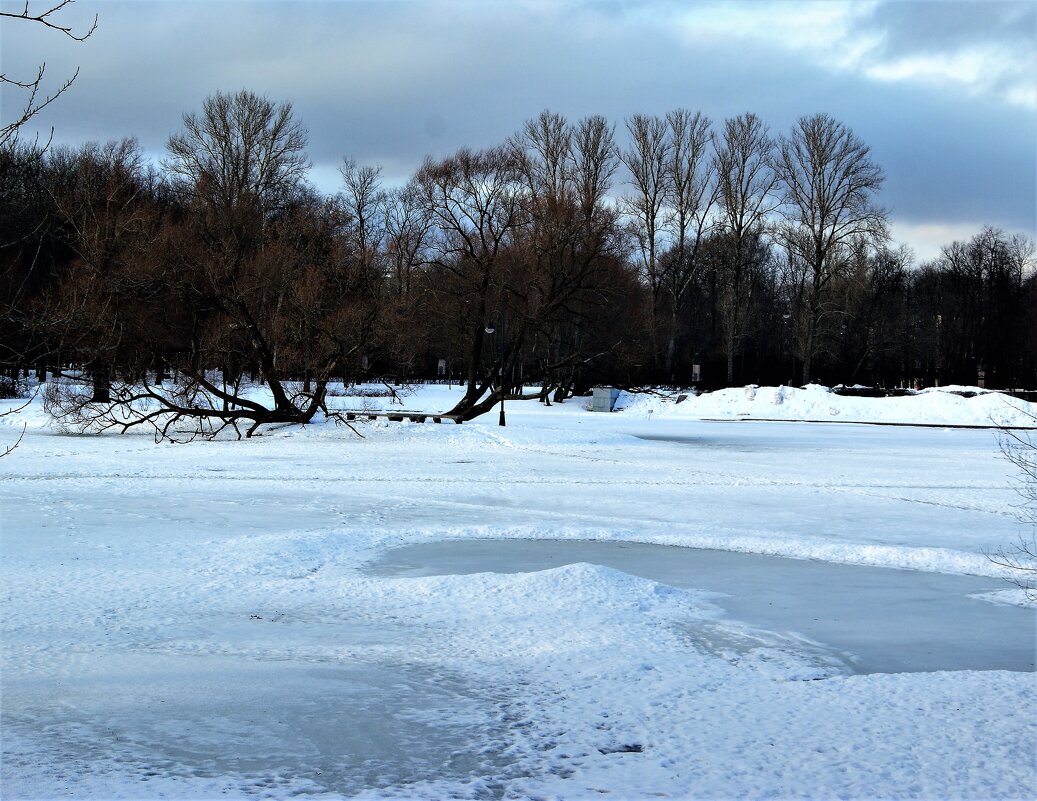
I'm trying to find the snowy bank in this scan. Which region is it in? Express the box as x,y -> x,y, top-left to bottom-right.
619,383 -> 1037,428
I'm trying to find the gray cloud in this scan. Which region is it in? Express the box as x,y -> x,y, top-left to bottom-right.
2,0 -> 1033,260
864,0 -> 1035,56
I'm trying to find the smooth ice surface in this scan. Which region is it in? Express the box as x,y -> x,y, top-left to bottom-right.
368,539 -> 1036,674
3,653 -> 501,798
2,383 -> 1036,799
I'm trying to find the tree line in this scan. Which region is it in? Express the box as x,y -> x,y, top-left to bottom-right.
2,90 -> 1035,434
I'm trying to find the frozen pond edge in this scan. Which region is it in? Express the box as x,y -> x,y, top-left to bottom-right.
367,538 -> 1037,675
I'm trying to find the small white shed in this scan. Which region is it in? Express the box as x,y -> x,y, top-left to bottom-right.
591,386 -> 621,412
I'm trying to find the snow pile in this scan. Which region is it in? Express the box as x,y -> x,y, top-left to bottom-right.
356,565 -> 1035,800
3,380 -> 1035,436
621,383 -> 1037,428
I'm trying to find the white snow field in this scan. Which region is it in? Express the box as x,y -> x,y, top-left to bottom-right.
1,383 -> 1035,800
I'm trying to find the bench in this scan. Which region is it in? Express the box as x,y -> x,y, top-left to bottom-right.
342,411 -> 463,424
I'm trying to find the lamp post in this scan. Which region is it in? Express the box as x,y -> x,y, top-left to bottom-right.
485,317 -> 506,427
782,313 -> 791,385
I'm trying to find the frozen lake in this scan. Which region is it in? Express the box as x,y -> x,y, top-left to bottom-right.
368,539 -> 1037,675
1,650 -> 505,798
3,385 -> 1036,799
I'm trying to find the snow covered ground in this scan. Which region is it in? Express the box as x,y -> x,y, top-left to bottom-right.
1,383 -> 1035,799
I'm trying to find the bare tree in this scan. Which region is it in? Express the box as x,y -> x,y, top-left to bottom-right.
714,112 -> 777,384
836,241 -> 910,385
165,90 -> 310,222
414,117 -> 624,421
931,228 -> 1034,387
619,113 -> 670,362
45,138 -> 159,402
378,180 -> 434,375
1,0 -> 98,455
1,0 -> 97,147
510,111 -> 623,403
43,91 -> 372,439
0,138 -> 66,378
772,113 -> 887,383
339,157 -> 386,277
559,114 -> 624,395
661,108 -> 717,380
415,145 -> 524,419
572,115 -> 619,222
510,110 -> 576,402
513,110 -> 572,205
383,181 -> 432,297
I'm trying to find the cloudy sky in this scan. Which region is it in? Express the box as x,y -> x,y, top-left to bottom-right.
3,0 -> 1034,261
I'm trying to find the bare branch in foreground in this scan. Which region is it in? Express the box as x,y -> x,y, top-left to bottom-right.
1,1 -> 97,147
0,386 -> 40,458
0,1 -> 98,40
987,533 -> 1037,603
990,399 -> 1037,602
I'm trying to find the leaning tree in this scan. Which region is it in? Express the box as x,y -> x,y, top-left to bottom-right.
46,90 -> 382,438
510,111 -> 626,404
415,144 -> 525,420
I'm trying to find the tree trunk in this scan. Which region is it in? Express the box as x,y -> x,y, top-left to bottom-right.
553,382 -> 573,404
665,303 -> 677,383
91,366 -> 111,403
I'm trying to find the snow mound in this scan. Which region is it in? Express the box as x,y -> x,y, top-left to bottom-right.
621,384 -> 1037,428
386,560 -> 692,611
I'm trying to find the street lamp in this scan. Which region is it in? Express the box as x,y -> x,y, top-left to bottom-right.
782,313 -> 792,385
485,318 -> 506,427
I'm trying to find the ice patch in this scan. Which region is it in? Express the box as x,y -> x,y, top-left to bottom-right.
970,588 -> 1034,608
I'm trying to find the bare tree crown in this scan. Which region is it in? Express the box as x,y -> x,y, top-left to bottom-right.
773,113 -> 886,254
164,90 -> 310,217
